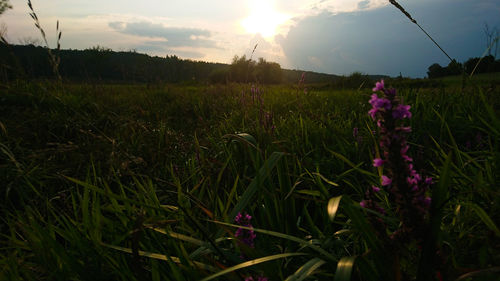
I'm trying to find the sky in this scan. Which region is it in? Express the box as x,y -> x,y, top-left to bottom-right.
1,0 -> 499,77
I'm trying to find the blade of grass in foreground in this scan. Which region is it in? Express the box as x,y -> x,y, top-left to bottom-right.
327,196 -> 342,222
145,226 -> 235,256
64,176 -> 162,211
325,148 -> 376,177
102,242 -> 218,272
209,220 -> 337,262
200,253 -> 307,281
333,256 -> 356,281
285,257 -> 326,281
226,151 -> 285,222
466,203 -> 500,238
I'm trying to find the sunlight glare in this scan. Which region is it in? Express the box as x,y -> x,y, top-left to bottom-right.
241,0 -> 288,38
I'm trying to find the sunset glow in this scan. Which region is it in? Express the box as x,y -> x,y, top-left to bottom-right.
241,0 -> 288,38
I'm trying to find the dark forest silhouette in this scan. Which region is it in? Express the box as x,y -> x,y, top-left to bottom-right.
0,44 -> 345,84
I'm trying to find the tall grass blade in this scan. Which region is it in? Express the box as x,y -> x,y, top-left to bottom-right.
466,203 -> 500,238
102,243 -> 218,272
326,148 -> 375,177
455,266 -> 500,281
334,256 -> 356,281
389,0 -> 453,62
285,257 -> 326,281
200,253 -> 306,281
227,151 -> 284,221
327,196 -> 342,222
209,220 -> 336,261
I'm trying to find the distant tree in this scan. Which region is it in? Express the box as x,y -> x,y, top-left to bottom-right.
229,55 -> 255,83
87,45 -> 112,52
494,59 -> 500,72
329,72 -> 373,89
0,0 -> 11,15
464,57 -> 480,74
446,59 -> 462,76
255,57 -> 282,84
427,63 -> 445,78
0,44 -> 294,84
464,55 -> 497,74
209,68 -> 229,83
481,55 -> 496,72
346,71 -> 372,88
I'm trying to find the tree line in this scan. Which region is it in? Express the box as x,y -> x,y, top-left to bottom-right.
427,55 -> 500,78
0,44 -> 227,83
0,44 -> 342,85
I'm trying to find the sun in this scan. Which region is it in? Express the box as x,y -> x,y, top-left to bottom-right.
241,0 -> 288,38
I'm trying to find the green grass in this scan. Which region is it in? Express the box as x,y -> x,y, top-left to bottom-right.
436,71 -> 500,87
0,79 -> 499,280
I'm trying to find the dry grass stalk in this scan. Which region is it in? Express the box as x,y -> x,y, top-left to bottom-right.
389,0 -> 453,63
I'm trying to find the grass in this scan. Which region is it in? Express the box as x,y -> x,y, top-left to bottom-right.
0,78 -> 499,280
436,71 -> 500,87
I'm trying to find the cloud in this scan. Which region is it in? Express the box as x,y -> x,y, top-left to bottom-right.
306,0 -> 387,14
108,21 -> 220,49
278,0 -> 500,77
357,0 -> 370,10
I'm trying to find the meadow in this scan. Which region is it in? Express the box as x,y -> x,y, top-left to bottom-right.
0,74 -> 499,280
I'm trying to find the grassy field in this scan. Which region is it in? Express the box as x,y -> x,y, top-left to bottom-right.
435,72 -> 500,88
0,77 -> 499,280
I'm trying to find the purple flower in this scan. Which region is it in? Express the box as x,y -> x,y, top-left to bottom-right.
369,108 -> 378,120
402,154 -> 413,162
401,145 -> 409,154
235,228 -> 256,248
362,80 -> 433,256
369,94 -> 379,105
392,104 -> 412,119
396,126 -> 412,133
369,95 -> 391,110
235,212 -> 252,226
373,158 -> 384,167
381,175 -> 392,186
300,72 -> 306,83
369,94 -> 392,120
235,212 -> 256,248
423,197 -> 431,206
373,79 -> 385,91
424,177 -> 433,185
